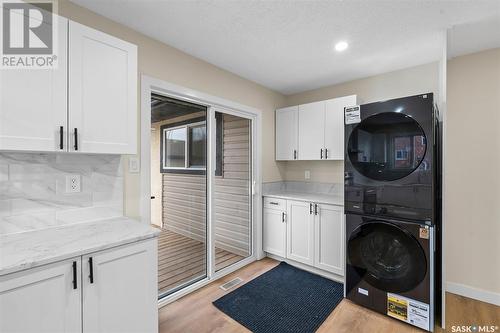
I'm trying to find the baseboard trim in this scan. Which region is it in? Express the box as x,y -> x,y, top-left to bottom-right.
446,282 -> 500,306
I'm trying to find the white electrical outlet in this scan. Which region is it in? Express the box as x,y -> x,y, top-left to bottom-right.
65,174 -> 81,193
305,170 -> 311,180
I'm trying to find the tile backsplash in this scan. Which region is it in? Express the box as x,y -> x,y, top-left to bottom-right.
0,153 -> 123,235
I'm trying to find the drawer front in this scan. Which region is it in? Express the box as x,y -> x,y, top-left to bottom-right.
263,197 -> 286,210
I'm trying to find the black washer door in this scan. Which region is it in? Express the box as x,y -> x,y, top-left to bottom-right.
347,221 -> 427,293
347,112 -> 427,181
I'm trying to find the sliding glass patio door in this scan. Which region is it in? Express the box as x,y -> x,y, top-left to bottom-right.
150,92 -> 254,300
209,108 -> 253,274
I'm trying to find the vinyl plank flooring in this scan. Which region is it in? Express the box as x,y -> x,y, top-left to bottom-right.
158,258 -> 500,333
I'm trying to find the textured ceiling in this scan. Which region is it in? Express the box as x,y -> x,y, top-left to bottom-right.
71,0 -> 500,94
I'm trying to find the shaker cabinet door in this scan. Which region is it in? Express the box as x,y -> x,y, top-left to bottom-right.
69,21 -> 137,154
0,258 -> 81,333
0,16 -> 68,152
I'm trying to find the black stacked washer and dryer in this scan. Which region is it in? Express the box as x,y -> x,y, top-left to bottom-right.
344,93 -> 441,332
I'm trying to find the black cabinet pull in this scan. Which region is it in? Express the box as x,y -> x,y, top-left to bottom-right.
293,149 -> 297,160
88,257 -> 94,284
72,261 -> 77,289
325,148 -> 328,159
74,128 -> 78,151
282,212 -> 286,223
59,126 -> 64,150
314,204 -> 318,215
309,203 -> 313,215
151,196 -> 156,199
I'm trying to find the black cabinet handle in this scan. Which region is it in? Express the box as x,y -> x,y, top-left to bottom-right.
314,204 -> 318,215
151,196 -> 156,199
320,148 -> 323,159
59,126 -> 64,150
325,148 -> 328,159
88,257 -> 94,284
282,212 -> 286,223
293,149 -> 297,160
309,203 -> 313,215
74,128 -> 78,151
72,261 -> 77,289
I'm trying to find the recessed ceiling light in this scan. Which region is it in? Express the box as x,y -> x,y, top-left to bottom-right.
335,41 -> 348,52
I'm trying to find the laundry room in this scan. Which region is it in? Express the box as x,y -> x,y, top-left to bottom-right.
1,1 -> 499,333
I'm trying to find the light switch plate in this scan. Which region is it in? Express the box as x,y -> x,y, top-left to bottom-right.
305,170 -> 311,180
128,157 -> 140,173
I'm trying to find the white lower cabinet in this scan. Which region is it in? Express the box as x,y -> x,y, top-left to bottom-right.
83,240 -> 158,333
314,204 -> 345,275
0,258 -> 82,333
263,197 -> 344,276
263,207 -> 287,258
0,239 -> 157,333
286,200 -> 315,266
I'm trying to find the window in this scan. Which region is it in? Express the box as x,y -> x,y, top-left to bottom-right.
160,115 -> 223,175
395,149 -> 409,160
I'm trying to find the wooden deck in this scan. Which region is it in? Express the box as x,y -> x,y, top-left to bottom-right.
158,229 -> 244,295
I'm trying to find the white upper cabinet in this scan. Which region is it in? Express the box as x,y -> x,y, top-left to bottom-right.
298,101 -> 325,160
275,95 -> 357,161
0,16 -> 68,152
69,22 -> 138,154
276,106 -> 298,160
0,17 -> 137,155
324,95 -> 357,160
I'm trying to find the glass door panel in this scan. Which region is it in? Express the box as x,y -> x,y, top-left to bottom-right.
150,93 -> 208,298
212,111 -> 252,272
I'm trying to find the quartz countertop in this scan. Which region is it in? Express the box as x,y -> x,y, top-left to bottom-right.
263,191 -> 344,206
0,217 -> 160,276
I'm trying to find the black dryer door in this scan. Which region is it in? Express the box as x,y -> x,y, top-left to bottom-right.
347,112 -> 427,181
347,221 -> 427,293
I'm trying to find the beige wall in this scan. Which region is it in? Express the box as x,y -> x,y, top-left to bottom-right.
58,0 -> 286,219
280,62 -> 439,184
446,48 -> 500,295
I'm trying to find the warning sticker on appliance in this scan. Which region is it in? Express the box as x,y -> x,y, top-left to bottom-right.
387,293 -> 430,330
345,105 -> 361,124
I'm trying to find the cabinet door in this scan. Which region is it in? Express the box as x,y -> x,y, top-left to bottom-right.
276,106 -> 298,160
324,95 -> 357,160
263,207 -> 286,257
286,200 -> 314,265
0,16 -> 68,152
0,258 -> 81,333
69,21 -> 137,154
314,204 -> 344,275
82,239 -> 158,333
298,101 -> 325,160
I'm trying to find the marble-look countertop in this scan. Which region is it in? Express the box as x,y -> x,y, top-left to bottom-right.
0,217 -> 160,276
263,191 -> 344,206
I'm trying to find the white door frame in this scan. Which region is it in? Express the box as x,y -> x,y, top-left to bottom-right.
140,75 -> 263,306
